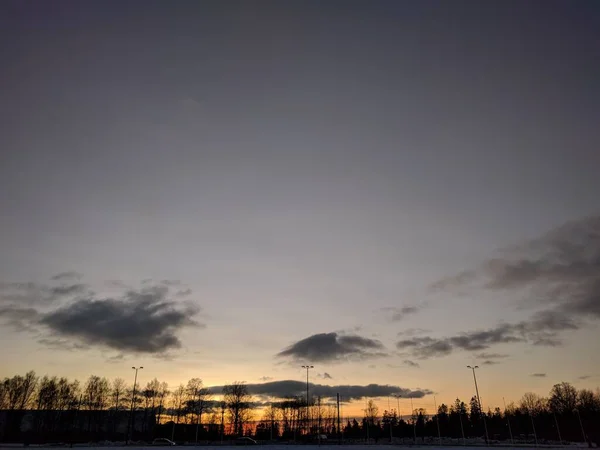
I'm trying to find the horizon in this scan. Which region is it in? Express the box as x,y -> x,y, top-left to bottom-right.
1,0 -> 599,423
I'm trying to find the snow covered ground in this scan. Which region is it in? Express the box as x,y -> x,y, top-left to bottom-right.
2,444 -> 593,449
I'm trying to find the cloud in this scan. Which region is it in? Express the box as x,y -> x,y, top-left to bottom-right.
40,285 -> 201,354
474,352 -> 509,360
49,284 -> 87,297
51,271 -> 82,281
1,279 -> 88,305
403,360 -> 420,368
578,375 -> 591,380
396,310 -> 579,359
318,372 -> 333,379
423,215 -> 600,356
382,306 -> 421,321
397,328 -> 431,337
277,332 -> 387,362
0,305 -> 40,332
481,360 -> 499,366
0,276 -> 203,355
206,380 -> 432,401
37,338 -> 90,352
531,373 -> 547,378
259,376 -> 273,382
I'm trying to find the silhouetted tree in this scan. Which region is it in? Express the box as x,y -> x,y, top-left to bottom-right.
549,382 -> 578,414
223,381 -> 252,436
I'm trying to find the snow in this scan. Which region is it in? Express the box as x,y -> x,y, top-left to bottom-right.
3,444 -> 589,449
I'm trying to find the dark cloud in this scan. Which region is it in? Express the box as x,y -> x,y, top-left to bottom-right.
1,276 -> 203,354
430,270 -> 476,292
206,380 -> 432,401
425,216 -> 600,356
403,360 -> 420,368
474,352 -> 509,360
277,332 -> 387,362
396,310 -> 579,359
106,354 -> 126,364
259,376 -> 273,382
0,282 -> 49,305
531,373 -> 547,378
397,337 -> 453,358
382,306 -> 421,321
0,305 -> 40,332
578,375 -> 591,380
481,360 -> 499,366
176,288 -> 192,297
49,284 -> 87,297
1,278 -> 88,305
40,285 -> 201,353
51,271 -> 82,281
37,338 -> 89,352
318,372 -> 333,379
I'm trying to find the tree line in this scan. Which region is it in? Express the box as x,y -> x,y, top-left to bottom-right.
0,371 -> 598,445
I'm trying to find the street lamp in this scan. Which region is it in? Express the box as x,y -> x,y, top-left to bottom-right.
575,409 -> 587,444
301,365 -> 314,435
410,395 -> 416,444
126,366 -> 143,445
467,366 -> 489,445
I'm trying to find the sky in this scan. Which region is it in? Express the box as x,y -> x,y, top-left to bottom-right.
1,0 -> 599,415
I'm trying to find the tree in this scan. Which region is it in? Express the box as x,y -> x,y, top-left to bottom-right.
223,382 -> 252,436
111,378 -> 126,411
56,377 -> 79,411
577,389 -> 600,414
171,384 -> 186,427
549,382 -> 578,414
185,378 -> 211,439
5,371 -> 38,410
364,399 -> 379,426
83,375 -> 110,432
519,392 -> 546,416
469,396 -> 481,419
156,381 -> 170,424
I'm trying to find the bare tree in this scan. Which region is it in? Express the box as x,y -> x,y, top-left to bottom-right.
56,378 -> 79,411
0,379 -> 8,409
83,375 -> 110,432
5,371 -> 38,410
171,384 -> 186,427
111,378 -> 127,411
519,392 -> 547,416
184,378 -> 211,440
223,382 -> 253,436
549,382 -> 578,414
156,382 -> 170,425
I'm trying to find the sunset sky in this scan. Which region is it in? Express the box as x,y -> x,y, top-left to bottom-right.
1,0 -> 599,416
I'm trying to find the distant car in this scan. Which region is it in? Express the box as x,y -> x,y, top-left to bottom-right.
235,437 -> 258,445
152,438 -> 176,446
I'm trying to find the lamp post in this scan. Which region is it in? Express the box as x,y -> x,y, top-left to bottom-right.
301,365 -> 313,436
220,402 -> 225,444
575,409 -> 587,444
467,365 -> 489,445
126,366 -> 143,445
502,397 -> 514,446
388,396 -> 393,442
410,396 -> 416,444
434,395 -> 442,446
